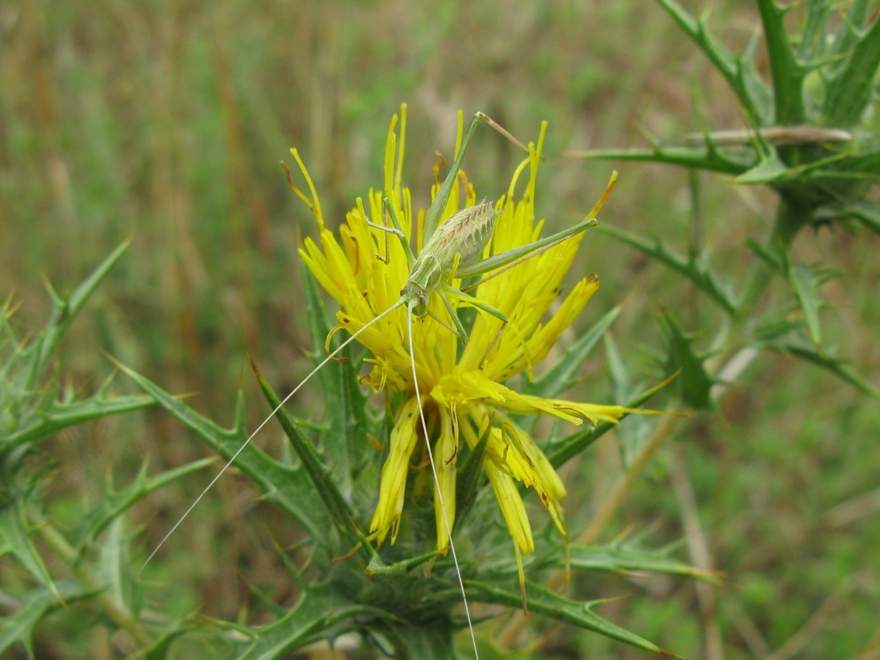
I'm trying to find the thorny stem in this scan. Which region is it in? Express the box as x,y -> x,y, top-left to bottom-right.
497,196 -> 806,651
711,196 -> 805,366
27,505 -> 154,649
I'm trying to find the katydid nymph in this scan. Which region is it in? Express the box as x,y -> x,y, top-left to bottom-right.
145,110 -> 617,657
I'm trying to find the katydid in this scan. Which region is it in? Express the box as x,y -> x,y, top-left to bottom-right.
144,111 -> 616,658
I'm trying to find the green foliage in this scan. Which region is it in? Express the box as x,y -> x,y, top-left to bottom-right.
0,242 -> 152,457
0,248 -> 167,657
586,0 -> 880,397
657,309 -> 717,411
2,0 -> 878,658
116,267 -> 688,657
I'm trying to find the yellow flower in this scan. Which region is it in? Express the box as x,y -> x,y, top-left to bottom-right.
291,105 -> 645,571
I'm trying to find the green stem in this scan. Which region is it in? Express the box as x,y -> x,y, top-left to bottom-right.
28,505 -> 155,648
712,195 -> 806,367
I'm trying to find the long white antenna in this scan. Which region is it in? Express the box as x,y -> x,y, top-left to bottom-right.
408,304 -> 479,659
141,300 -> 405,570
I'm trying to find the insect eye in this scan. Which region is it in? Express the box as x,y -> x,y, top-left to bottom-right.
414,293 -> 429,317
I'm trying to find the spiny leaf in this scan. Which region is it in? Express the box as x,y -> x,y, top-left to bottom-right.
93,517 -> 141,621
746,237 -> 784,273
143,625 -> 192,660
116,362 -> 331,540
387,623 -> 458,660
73,458 -> 214,555
225,582 -> 393,659
842,200 -> 880,234
15,240 -> 130,392
764,336 -> 880,400
829,150 -> 880,178
0,579 -> 94,657
601,225 -> 737,315
251,360 -> 363,553
469,578 -> 682,657
300,262 -> 369,499
565,542 -> 721,584
823,10 -> 880,128
453,423 -> 491,532
735,149 -> 792,184
752,311 -> 807,344
797,1 -> 831,61
571,144 -> 751,176
786,262 -> 837,348
548,373 -> 680,468
0,495 -> 60,602
655,0 -> 770,125
658,308 -> 716,411
1,389 -> 154,452
605,334 -> 657,465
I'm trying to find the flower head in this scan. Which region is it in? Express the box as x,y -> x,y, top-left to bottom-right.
292,105 -> 641,567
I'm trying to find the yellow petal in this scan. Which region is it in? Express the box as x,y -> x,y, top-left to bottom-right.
432,411 -> 458,555
370,397 -> 421,545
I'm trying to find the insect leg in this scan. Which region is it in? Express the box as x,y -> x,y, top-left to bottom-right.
381,197 -> 416,269
441,285 -> 509,369
442,284 -> 509,323
456,172 -> 617,281
365,203 -> 394,264
424,113 -> 530,241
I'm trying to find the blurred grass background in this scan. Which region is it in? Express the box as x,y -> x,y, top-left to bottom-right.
2,0 -> 879,657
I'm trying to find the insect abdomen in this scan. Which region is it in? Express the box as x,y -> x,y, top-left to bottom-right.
402,202 -> 497,318
436,202 -> 497,272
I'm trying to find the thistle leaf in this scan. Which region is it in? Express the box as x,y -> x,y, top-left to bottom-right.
605,334 -> 657,465
0,496 -> 60,601
822,11 -> 880,128
453,423 -> 491,531
251,363 -> 362,552
117,363 -> 331,540
300,262 -> 368,498
764,336 -> 880,400
227,582 -> 392,659
0,579 -> 93,657
655,0 -> 770,125
658,309 -> 716,411
786,262 -> 837,348
840,200 -> 880,234
1,389 -> 154,452
575,145 -> 751,176
387,624 -> 458,660
93,517 -> 141,620
565,541 -> 721,584
74,459 -> 214,554
548,375 -> 680,468
601,226 -> 738,315
735,150 -> 792,184
470,578 -> 682,656
15,240 -> 130,392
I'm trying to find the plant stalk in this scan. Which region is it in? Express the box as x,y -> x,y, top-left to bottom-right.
28,505 -> 154,649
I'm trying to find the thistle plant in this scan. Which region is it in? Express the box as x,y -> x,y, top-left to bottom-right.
109,108 -> 703,658
3,0 -> 878,657
552,1 -> 880,655
0,244 -> 196,657
580,0 -> 880,396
